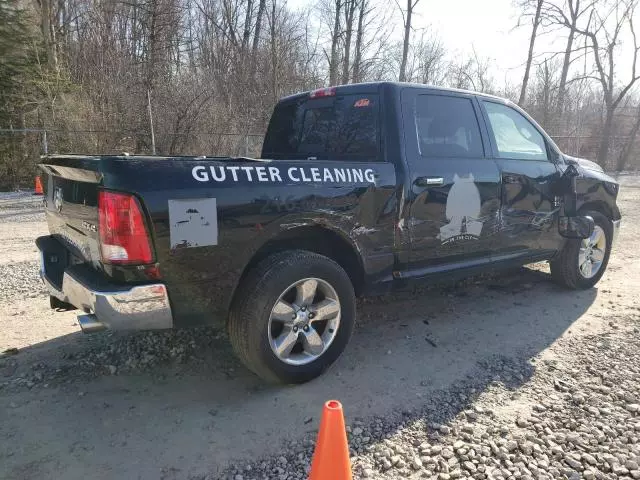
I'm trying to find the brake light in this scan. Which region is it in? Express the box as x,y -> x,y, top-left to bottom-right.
98,190 -> 153,265
309,87 -> 336,99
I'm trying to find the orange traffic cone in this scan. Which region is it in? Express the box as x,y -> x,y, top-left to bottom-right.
34,176 -> 44,195
309,400 -> 352,480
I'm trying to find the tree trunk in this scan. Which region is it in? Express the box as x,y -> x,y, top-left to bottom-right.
352,0 -> 366,83
38,0 -> 58,70
329,0 -> 342,85
518,0 -> 543,106
270,0 -> 278,102
542,59 -> 550,127
399,0 -> 412,82
252,0 -> 266,57
557,27 -> 575,115
597,108 -> 614,168
617,105 -> 640,171
147,89 -> 156,155
242,0 -> 254,51
341,0 -> 356,84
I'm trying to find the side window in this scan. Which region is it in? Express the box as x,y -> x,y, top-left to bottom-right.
415,95 -> 484,158
483,101 -> 548,161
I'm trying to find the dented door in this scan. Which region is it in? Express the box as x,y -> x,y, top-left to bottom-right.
400,89 -> 502,275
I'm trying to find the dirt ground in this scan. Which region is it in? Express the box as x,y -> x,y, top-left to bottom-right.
0,176 -> 639,480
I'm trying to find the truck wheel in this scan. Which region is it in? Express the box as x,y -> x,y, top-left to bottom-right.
550,211 -> 612,290
228,250 -> 356,384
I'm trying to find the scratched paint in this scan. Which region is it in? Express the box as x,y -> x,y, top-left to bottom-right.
169,198 -> 218,249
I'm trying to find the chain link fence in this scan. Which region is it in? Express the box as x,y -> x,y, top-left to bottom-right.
0,128 -> 637,190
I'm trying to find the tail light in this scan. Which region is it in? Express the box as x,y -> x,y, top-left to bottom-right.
309,87 -> 336,99
98,190 -> 153,265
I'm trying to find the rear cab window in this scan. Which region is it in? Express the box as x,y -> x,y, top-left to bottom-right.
262,91 -> 381,161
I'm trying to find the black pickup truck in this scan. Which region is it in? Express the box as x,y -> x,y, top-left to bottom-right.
37,82 -> 622,383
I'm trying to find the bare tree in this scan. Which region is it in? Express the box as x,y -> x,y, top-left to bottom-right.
352,0 -> 367,82
532,57 -> 561,127
569,0 -> 640,166
518,0 -> 544,106
33,0 -> 58,70
341,0 -> 358,84
617,102 -> 640,170
447,48 -> 494,93
538,0 -> 598,115
352,0 -> 390,83
327,0 -> 342,85
397,0 -> 422,82
252,0 -> 267,57
6,0 -> 640,184
413,31 -> 447,85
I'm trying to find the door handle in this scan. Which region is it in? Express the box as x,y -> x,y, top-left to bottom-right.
415,176 -> 444,187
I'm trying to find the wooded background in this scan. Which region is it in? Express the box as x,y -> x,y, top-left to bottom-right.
1,0 -> 639,189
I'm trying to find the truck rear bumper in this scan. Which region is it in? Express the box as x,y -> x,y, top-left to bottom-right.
37,236 -> 173,331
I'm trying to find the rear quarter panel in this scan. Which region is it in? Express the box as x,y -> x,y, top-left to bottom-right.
108,159 -> 399,327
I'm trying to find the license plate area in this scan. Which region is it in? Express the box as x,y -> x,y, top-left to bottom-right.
39,238 -> 70,290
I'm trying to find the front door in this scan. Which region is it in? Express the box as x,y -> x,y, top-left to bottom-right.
401,90 -> 502,275
479,100 -> 564,256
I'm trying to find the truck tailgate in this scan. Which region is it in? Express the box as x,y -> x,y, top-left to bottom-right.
40,158 -> 102,266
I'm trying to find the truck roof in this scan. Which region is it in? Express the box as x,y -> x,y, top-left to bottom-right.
278,81 -> 510,104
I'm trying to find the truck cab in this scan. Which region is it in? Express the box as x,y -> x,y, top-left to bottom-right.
37,82 -> 621,383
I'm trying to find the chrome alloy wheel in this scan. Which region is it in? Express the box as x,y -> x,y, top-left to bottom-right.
268,278 -> 341,365
578,225 -> 607,279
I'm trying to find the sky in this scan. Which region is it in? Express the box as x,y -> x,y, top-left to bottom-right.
285,0 -> 639,88
405,0 -> 534,83
286,0 -> 542,85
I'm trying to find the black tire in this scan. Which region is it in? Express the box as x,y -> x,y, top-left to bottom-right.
228,250 -> 356,384
49,295 -> 75,311
550,211 -> 613,289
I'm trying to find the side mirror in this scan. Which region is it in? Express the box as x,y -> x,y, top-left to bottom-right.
559,215 -> 594,239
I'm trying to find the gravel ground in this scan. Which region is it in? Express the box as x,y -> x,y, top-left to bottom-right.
220,324 -> 640,480
0,261 -> 46,302
0,192 -> 45,223
224,320 -> 640,480
0,176 -> 639,480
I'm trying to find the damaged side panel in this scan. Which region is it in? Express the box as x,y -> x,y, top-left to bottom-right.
143,159 -> 400,328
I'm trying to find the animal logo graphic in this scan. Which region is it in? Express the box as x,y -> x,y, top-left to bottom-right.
439,173 -> 484,244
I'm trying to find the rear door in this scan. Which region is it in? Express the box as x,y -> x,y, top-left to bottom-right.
401,89 -> 502,275
479,100 -> 563,256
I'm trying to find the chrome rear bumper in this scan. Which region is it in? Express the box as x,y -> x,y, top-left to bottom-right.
38,238 -> 173,331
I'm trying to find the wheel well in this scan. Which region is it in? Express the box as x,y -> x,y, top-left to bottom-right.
579,201 -> 613,219
233,227 -> 365,305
